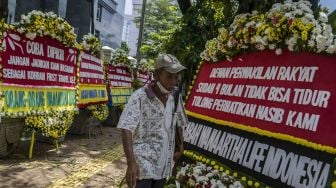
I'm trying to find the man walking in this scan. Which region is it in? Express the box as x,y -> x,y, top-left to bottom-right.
117,54 -> 188,188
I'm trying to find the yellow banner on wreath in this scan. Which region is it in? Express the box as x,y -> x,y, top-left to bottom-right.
110,87 -> 133,106
78,84 -> 108,106
0,85 -> 76,116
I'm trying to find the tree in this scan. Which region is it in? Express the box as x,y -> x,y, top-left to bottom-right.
329,10 -> 336,34
121,41 -> 130,55
134,0 -> 182,60
0,0 -> 8,20
165,0 -> 239,87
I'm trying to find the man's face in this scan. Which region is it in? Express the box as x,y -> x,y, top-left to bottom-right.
158,69 -> 179,91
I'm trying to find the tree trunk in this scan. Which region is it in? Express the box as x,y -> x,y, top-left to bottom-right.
0,0 -> 8,21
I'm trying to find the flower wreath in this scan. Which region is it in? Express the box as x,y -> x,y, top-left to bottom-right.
87,104 -> 109,122
25,110 -> 75,139
109,48 -> 132,69
201,0 -> 336,62
80,33 -> 102,58
14,10 -> 77,46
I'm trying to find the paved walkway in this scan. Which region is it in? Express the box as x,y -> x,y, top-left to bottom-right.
0,127 -> 127,188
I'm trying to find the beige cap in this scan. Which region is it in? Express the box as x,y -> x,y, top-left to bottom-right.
155,54 -> 186,73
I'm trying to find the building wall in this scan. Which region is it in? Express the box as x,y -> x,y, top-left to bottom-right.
122,14 -> 132,45
122,0 -> 142,57
95,0 -> 125,48
66,0 -> 91,41
9,0 -> 125,49
14,0 -> 61,21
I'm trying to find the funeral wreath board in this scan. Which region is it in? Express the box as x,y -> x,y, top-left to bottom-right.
183,0 -> 336,187
0,31 -> 77,116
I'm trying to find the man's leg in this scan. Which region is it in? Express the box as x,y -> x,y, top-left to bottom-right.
135,179 -> 152,188
152,179 -> 166,188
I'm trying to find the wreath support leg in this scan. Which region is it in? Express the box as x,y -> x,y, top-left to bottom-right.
55,139 -> 59,152
28,131 -> 35,159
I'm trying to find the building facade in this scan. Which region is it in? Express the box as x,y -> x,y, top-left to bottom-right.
7,0 -> 125,48
121,0 -> 142,57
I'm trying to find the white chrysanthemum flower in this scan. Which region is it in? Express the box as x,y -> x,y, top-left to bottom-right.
17,27 -> 25,33
284,12 -> 293,18
206,173 -> 214,178
37,29 -> 43,35
233,181 -> 243,188
294,9 -> 303,16
304,13 -> 314,21
275,48 -> 282,55
196,176 -> 208,183
193,168 -> 202,175
318,12 -> 328,23
326,45 -> 336,54
308,39 -> 315,48
227,40 -> 233,48
299,3 -> 312,13
245,21 -> 256,28
322,24 -> 333,36
315,35 -> 327,52
25,32 -> 37,40
288,45 -> 294,51
256,44 -> 265,50
269,44 -> 276,50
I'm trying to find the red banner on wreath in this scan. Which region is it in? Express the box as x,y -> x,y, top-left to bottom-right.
137,70 -> 152,85
185,50 -> 336,148
0,31 -> 77,88
79,51 -> 105,85
107,65 -> 132,87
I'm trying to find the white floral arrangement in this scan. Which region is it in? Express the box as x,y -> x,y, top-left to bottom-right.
15,10 -> 77,46
110,48 -> 132,68
176,162 -> 243,188
81,33 -> 102,57
201,0 -> 336,62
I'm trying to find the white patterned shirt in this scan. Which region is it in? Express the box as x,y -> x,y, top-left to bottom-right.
117,85 -> 188,180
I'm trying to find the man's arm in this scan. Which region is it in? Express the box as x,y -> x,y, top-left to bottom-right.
121,129 -> 139,188
174,127 -> 184,162
174,94 -> 188,162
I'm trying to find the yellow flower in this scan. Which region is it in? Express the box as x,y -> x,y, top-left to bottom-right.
241,176 -> 247,181
248,180 -> 253,186
331,181 -> 336,188
301,30 -> 308,41
225,170 -> 230,175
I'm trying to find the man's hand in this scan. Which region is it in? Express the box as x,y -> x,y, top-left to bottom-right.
173,145 -> 184,162
126,161 -> 140,188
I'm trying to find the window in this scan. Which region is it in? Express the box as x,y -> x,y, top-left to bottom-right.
96,4 -> 102,22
